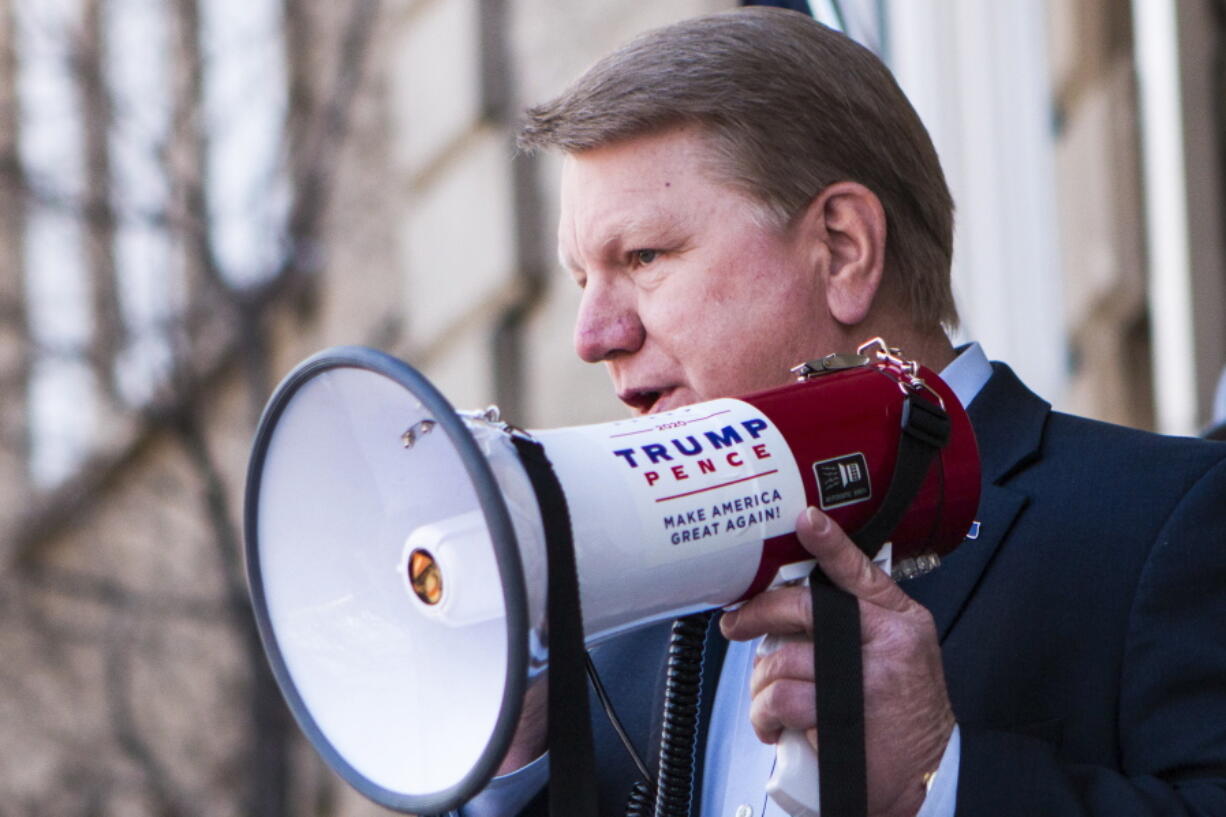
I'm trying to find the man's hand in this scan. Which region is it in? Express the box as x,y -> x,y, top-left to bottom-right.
720,507 -> 955,817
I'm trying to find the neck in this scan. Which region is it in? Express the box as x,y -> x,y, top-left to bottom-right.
906,331 -> 957,372
842,322 -> 955,373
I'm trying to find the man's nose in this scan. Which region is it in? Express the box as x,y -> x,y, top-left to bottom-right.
573,279 -> 645,363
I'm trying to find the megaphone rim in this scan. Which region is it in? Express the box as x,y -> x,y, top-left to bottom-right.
243,345 -> 529,813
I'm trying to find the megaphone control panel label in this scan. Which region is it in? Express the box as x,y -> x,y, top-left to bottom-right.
814,452 -> 872,509
584,399 -> 806,566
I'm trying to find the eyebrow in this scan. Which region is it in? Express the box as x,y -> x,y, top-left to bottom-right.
560,209 -> 686,273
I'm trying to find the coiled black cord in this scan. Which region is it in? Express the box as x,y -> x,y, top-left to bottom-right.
625,780 -> 655,817
652,611 -> 714,817
611,612 -> 713,817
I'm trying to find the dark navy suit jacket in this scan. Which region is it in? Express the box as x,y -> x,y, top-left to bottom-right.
517,362 -> 1226,816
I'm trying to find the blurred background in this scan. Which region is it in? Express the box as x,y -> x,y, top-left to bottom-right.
0,0 -> 1222,814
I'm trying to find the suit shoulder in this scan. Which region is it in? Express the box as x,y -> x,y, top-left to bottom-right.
1044,410 -> 1226,477
1016,412 -> 1226,544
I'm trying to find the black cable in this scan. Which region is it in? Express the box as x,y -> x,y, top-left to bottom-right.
586,651 -> 657,789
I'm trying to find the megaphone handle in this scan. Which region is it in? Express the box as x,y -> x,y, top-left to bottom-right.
760,569 -> 868,817
768,730 -> 822,816
761,634 -> 821,817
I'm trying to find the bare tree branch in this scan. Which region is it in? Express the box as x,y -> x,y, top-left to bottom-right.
20,563 -> 229,622
173,401 -> 293,817
77,0 -> 125,403
0,0 -> 30,529
105,611 -> 190,817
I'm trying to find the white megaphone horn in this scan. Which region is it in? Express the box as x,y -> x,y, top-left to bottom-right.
244,341 -> 980,815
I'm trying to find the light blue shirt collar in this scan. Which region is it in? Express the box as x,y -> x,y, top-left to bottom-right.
940,342 -> 992,410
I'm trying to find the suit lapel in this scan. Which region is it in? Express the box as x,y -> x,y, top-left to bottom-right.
908,483 -> 1028,640
904,363 -> 1049,640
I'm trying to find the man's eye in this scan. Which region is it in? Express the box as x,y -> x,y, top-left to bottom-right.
632,249 -> 659,266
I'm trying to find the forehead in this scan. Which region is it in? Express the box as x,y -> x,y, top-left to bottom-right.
560,126 -> 722,199
557,128 -> 758,260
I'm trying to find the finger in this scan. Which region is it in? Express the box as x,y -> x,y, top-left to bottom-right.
720,586 -> 811,641
749,640 -> 814,697
798,506 -> 912,612
721,583 -> 897,642
749,678 -> 816,744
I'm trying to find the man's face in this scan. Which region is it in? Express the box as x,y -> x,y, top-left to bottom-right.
558,127 -> 845,415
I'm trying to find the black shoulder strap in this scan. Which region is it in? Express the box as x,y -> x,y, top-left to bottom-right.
809,394 -> 949,817
849,395 -> 951,557
511,436 -> 600,817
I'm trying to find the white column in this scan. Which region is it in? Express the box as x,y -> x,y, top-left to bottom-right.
1131,0 -> 1198,435
885,0 -> 1067,408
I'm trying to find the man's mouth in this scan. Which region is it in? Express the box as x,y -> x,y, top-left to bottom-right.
619,387 -> 674,415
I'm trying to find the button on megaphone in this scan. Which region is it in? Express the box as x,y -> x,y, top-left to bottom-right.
244,341 -> 979,814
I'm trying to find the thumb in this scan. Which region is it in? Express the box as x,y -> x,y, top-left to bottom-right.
798,507 -> 910,612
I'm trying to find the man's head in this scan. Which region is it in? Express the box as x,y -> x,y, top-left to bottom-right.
519,8 -> 957,413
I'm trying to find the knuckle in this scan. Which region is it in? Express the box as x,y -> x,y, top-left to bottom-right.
759,679 -> 787,713
856,555 -> 876,586
749,658 -> 774,696
775,643 -> 804,679
789,590 -> 813,633
753,641 -> 814,695
910,602 -> 937,631
759,679 -> 815,728
766,680 -> 797,720
749,689 -> 781,740
759,648 -> 786,681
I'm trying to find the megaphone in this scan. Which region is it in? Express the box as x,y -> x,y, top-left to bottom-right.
244,339 -> 980,814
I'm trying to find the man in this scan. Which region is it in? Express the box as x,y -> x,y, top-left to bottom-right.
466,7 -> 1226,816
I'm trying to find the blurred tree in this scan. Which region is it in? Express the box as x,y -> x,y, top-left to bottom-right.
0,0 -> 382,814
79,0 -> 123,405
0,0 -> 30,533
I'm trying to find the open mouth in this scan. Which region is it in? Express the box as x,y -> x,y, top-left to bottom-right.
620,388 -> 671,415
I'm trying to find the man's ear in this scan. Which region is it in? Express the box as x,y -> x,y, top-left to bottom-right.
798,181 -> 887,327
